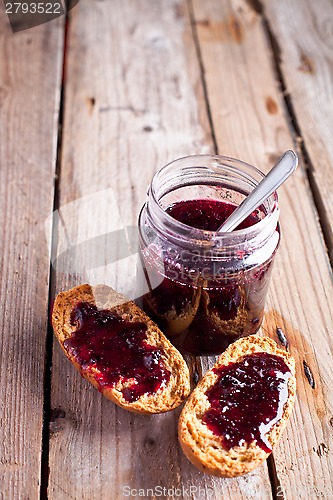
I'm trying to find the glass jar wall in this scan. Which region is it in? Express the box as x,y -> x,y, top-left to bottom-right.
136,155 -> 280,355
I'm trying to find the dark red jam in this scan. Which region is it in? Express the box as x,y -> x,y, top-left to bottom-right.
166,198 -> 261,231
202,353 -> 291,453
64,302 -> 171,403
137,199 -> 278,355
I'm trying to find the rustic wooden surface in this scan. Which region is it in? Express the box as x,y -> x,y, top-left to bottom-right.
1,0 -> 333,498
0,9 -> 64,500
262,0 -> 333,257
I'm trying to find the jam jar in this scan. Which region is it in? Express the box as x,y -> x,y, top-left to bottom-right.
135,155 -> 280,355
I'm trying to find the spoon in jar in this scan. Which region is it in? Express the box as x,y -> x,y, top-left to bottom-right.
216,150 -> 298,233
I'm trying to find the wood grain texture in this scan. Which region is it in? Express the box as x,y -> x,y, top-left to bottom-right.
191,0 -> 333,497
262,0 -> 333,254
48,0 -> 272,498
0,12 -> 64,500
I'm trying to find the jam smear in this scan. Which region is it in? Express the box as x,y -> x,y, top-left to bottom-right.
64,302 -> 171,403
166,198 -> 262,231
202,352 -> 291,453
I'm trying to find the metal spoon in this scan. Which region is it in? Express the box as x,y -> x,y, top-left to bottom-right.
217,150 -> 298,233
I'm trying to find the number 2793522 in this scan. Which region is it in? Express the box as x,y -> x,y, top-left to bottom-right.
5,2 -> 62,14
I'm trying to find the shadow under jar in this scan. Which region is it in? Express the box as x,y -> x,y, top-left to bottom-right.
136,155 -> 280,355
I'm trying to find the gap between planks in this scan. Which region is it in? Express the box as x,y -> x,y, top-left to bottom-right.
188,2 -> 291,496
40,13 -> 71,500
251,0 -> 333,269
187,0 -> 218,155
187,0 -> 309,498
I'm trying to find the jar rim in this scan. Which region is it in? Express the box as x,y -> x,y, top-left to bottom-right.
147,154 -> 279,250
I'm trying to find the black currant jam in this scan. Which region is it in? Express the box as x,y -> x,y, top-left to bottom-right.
64,302 -> 171,402
166,199 -> 260,232
202,352 -> 291,452
136,155 -> 280,355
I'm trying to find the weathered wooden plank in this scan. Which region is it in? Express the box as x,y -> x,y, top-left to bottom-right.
262,0 -> 333,255
191,0 -> 333,497
48,0 -> 272,498
0,13 -> 64,500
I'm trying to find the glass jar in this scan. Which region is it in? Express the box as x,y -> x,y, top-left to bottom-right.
135,155 -> 280,355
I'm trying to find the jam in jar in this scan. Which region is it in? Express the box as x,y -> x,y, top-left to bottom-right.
136,155 -> 280,355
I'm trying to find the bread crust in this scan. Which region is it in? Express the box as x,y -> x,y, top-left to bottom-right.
178,335 -> 296,477
52,284 -> 191,414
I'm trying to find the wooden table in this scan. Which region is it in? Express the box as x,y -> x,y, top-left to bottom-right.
1,0 -> 333,498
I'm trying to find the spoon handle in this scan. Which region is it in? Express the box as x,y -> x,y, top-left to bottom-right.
217,150 -> 298,233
